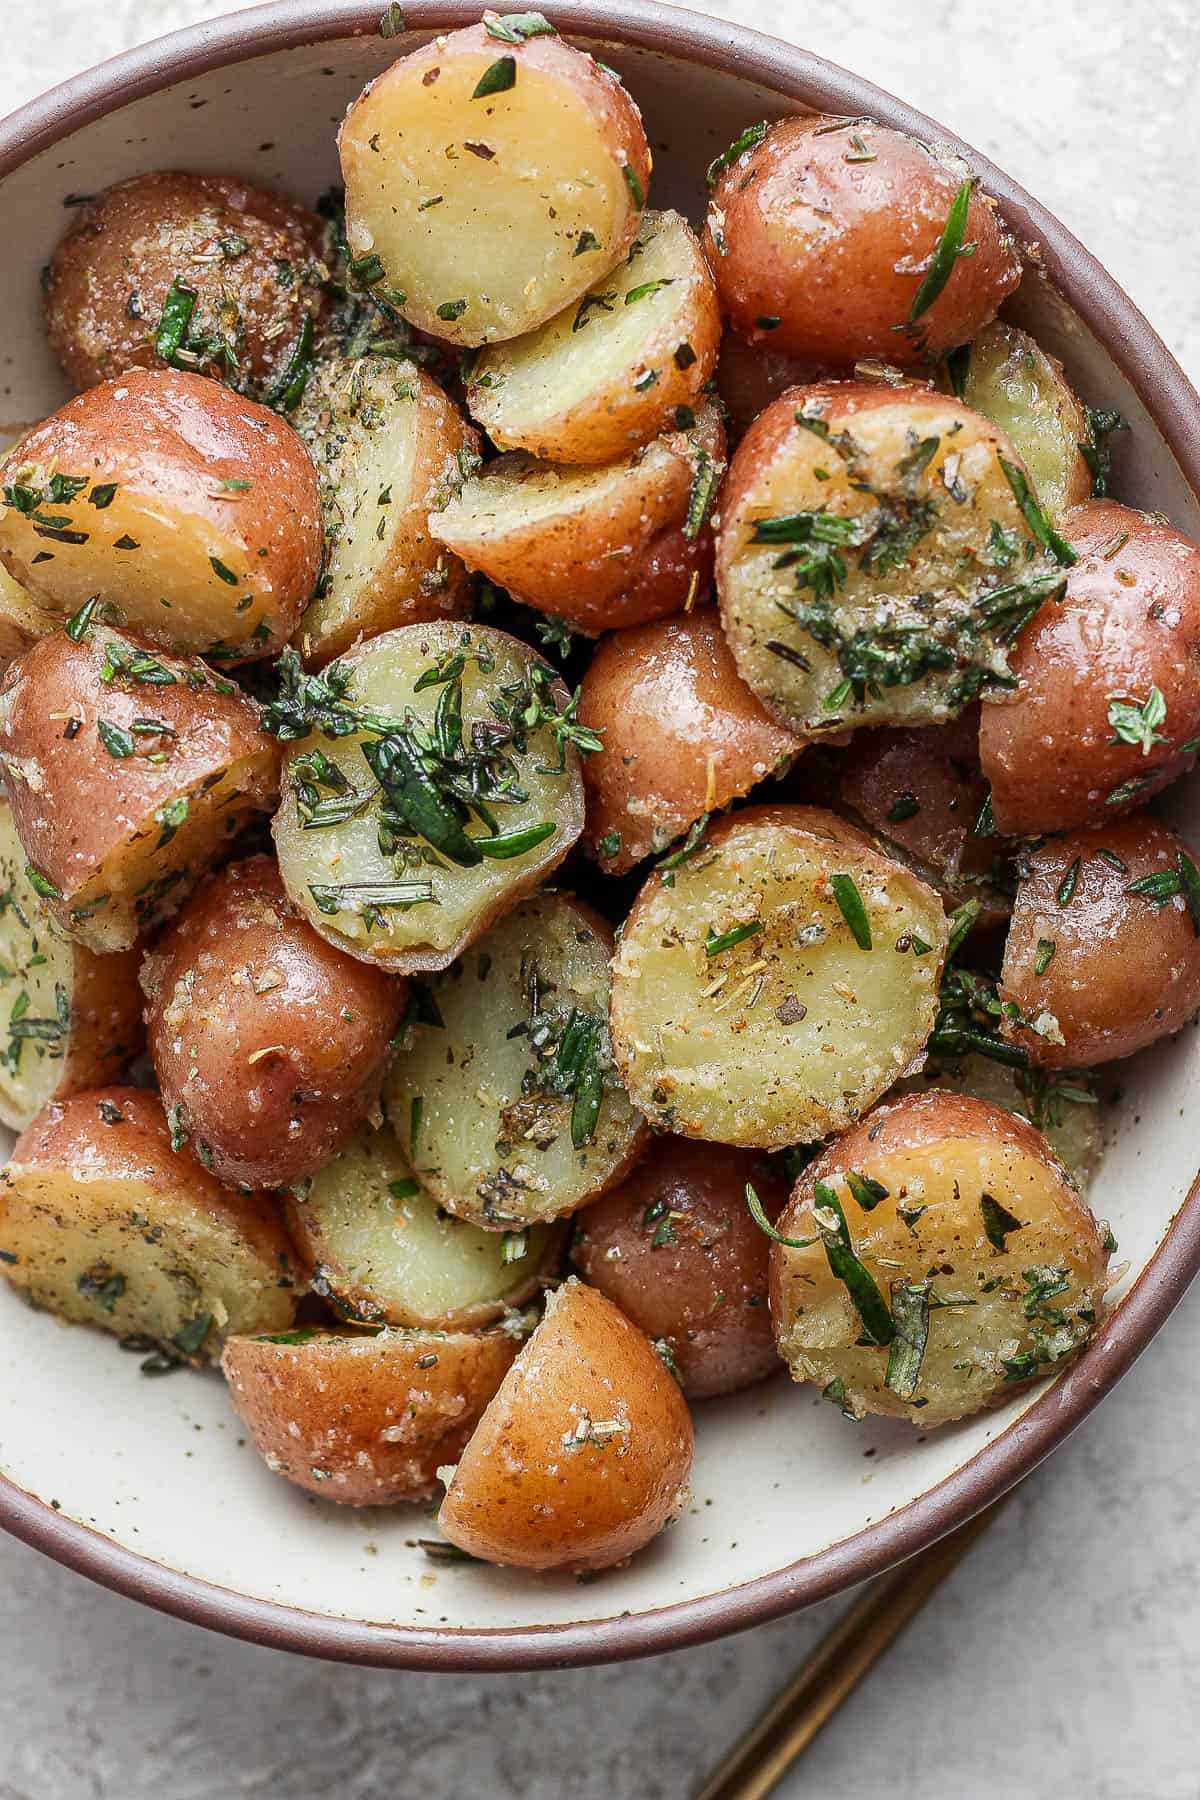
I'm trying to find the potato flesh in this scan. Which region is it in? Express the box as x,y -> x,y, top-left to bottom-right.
962,323 -> 1092,523
386,894 -> 647,1228
0,565 -> 56,671
894,1057 -> 1103,1192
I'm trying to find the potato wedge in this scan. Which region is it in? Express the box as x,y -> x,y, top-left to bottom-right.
438,1276 -> 693,1571
959,322 -> 1092,522
0,1087 -> 296,1355
0,624 -> 279,954
223,1324 -> 521,1505
385,893 -> 648,1228
271,622 -> 585,973
769,1092 -> 1111,1426
609,806 -> 948,1147
466,210 -> 719,463
0,564 -> 57,673
894,1057 -> 1103,1193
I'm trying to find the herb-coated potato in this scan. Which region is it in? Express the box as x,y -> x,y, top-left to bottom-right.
438,1276 -> 693,1571
272,622 -> 585,973
292,353 -> 475,668
0,625 -> 279,954
959,322 -> 1092,522
43,170 -> 329,395
339,22 -> 651,347
716,331 -> 844,440
570,1138 -> 787,1398
894,1057 -> 1103,1193
979,500 -> 1200,835
0,564 -> 57,672
609,805 -> 948,1147
0,801 -> 143,1131
578,608 -> 800,873
284,1121 -> 563,1329
0,1087 -> 297,1356
386,893 -> 648,1229
223,1324 -> 521,1505
0,369 -> 323,661
142,855 -> 406,1190
703,117 -> 1021,365
431,400 -> 725,632
466,209 -> 719,464
769,1091 -> 1111,1425
717,383 -> 1053,734
999,816 -> 1200,1068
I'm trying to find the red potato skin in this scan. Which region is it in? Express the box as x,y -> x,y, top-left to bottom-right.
980,500 -> 1200,835
704,117 -> 1021,365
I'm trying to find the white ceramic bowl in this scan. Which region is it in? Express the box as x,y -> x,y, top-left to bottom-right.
1,0 -> 1198,1671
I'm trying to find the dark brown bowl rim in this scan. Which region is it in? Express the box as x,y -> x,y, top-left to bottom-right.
2,0 -> 1199,1672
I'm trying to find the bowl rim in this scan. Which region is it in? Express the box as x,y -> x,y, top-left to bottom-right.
2,0 -> 1200,1673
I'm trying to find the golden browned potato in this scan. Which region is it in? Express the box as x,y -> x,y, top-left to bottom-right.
704,117 -> 1021,365
431,400 -> 725,632
958,322 -> 1092,522
142,855 -> 406,1190
0,369 -> 323,660
979,500 -> 1200,835
438,1276 -> 693,1571
609,806 -> 948,1146
716,331 -> 846,439
570,1138 -> 787,1398
466,210 -> 719,463
717,382 -> 1057,734
578,608 -> 800,872
292,353 -> 475,667
43,170 -> 329,394
0,623 -> 279,954
223,1324 -> 521,1505
999,816 -> 1200,1068
0,1087 -> 297,1355
0,564 -> 57,672
769,1091 -> 1111,1425
339,21 -> 651,346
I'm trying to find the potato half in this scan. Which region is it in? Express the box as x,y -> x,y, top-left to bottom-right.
959,322 -> 1092,522
609,806 -> 948,1147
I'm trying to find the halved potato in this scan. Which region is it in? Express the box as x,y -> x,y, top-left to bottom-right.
385,893 -> 648,1228
0,1087 -> 296,1356
284,1120 -> 563,1328
894,1057 -> 1103,1193
609,805 -> 948,1147
339,22 -> 651,346
466,209 -> 719,463
958,322 -> 1092,522
769,1091 -> 1111,1426
0,564 -> 56,672
223,1324 -> 521,1505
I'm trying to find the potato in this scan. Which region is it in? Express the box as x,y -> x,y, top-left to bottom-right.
0,1087 -> 296,1356
577,608 -> 800,873
431,401 -> 725,632
0,564 -> 57,672
385,893 -> 648,1228
292,353 -> 475,668
979,500 -> 1200,835
223,1324 -> 520,1505
0,368 -> 323,660
271,622 -> 585,973
570,1138 -> 787,1398
0,624 -> 279,954
716,331 -> 845,440
894,1057 -> 1103,1193
142,856 -> 405,1190
43,170 -> 329,394
717,382 -> 1057,734
0,800 -> 143,1131
958,322 -> 1091,522
466,210 -> 719,464
769,1092 -> 1111,1426
999,816 -> 1200,1068
609,805 -> 948,1147
339,22 -> 651,347
438,1276 -> 692,1571
703,117 -> 1021,365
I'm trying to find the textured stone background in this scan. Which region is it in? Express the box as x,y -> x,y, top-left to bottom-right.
3,5 -> 1200,1797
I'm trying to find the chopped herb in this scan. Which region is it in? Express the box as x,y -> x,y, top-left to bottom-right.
437,298 -> 468,322
573,230 -> 601,256
155,280 -> 198,364
96,1100 -> 125,1124
88,483 -> 118,509
622,163 -> 645,209
1107,686 -> 1167,756
744,1183 -> 818,1249
1080,406 -> 1128,497
65,596 -> 103,641
309,880 -> 436,916
473,56 -> 517,98
209,556 -> 239,586
813,1181 -> 894,1346
500,1228 -> 529,1264
97,719 -> 136,759
484,11 -> 556,41
573,289 -> 617,331
1095,847 -> 1128,873
656,812 -> 710,880
378,2 -> 406,35
998,455 -> 1077,566
410,1095 -> 424,1154
683,446 -> 719,541
173,1313 -> 214,1358
980,1192 -> 1023,1249
887,791 -> 920,823
1022,1265 -> 1071,1321
77,1265 -> 125,1311
597,831 -> 621,859
674,342 -> 697,370
945,342 -> 972,399
705,919 -> 763,957
626,277 -> 675,305
1033,938 -> 1056,975
907,178 -> 974,324
706,120 -> 768,189
265,313 -> 315,411
846,1171 -> 888,1212
884,1279 -> 930,1399
1056,857 -> 1082,907
830,873 -> 871,949
474,821 -> 556,858
155,797 -> 189,849
25,865 -> 59,900
756,314 -> 781,331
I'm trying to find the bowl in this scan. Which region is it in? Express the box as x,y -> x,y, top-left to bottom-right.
1,0 -> 1198,1672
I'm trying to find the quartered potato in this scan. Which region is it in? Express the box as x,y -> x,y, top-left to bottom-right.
271,622 -> 585,972
339,21 -> 651,346
0,1088 -> 296,1356
223,1324 -> 521,1505
284,1120 -> 562,1328
0,564 -> 57,673
609,805 -> 948,1147
894,1056 -> 1103,1193
466,209 -> 720,463
958,322 -> 1092,522
292,353 -> 475,667
769,1091 -> 1111,1426
385,893 -> 648,1229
